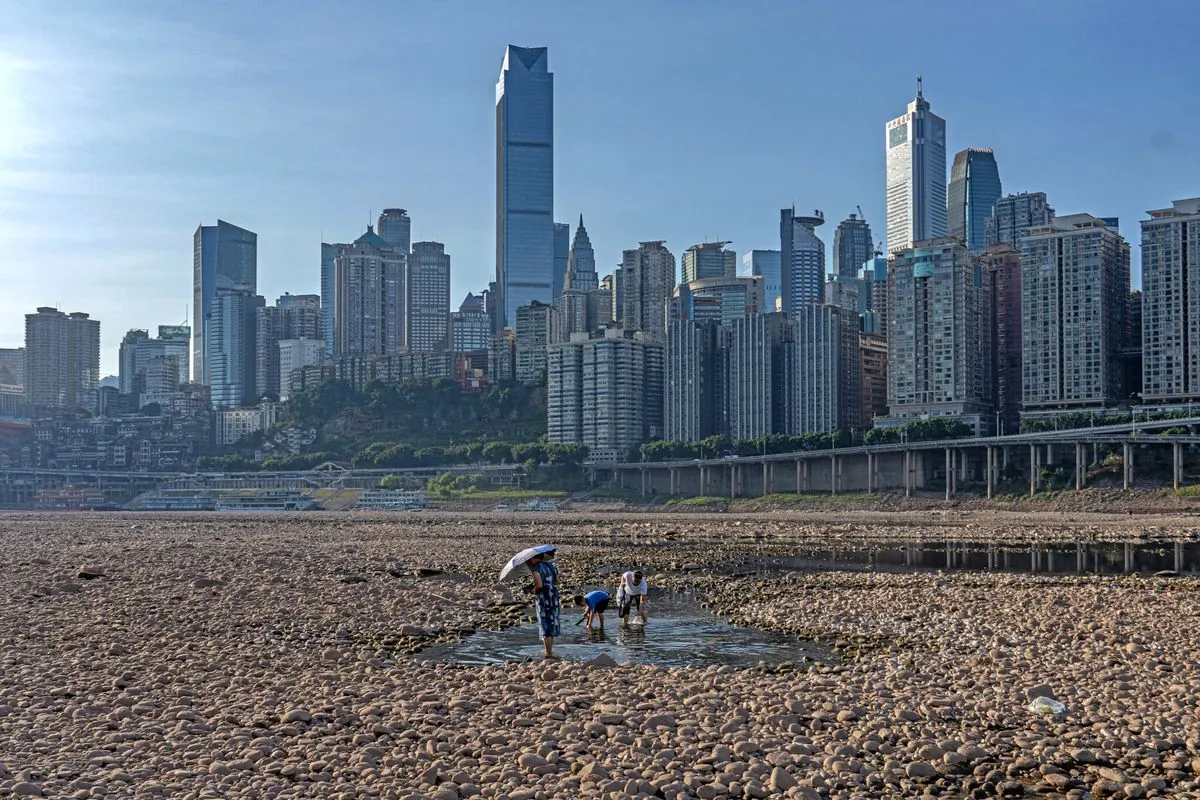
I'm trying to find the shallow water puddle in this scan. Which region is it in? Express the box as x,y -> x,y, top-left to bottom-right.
416,593 -> 833,667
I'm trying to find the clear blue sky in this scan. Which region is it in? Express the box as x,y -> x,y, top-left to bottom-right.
2,0 -> 1198,375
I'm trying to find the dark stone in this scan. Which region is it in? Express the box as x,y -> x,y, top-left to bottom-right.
77,571 -> 105,580
413,567 -> 444,578
340,575 -> 368,584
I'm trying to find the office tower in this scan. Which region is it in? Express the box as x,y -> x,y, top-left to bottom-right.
119,325 -> 191,401
832,212 -> 874,279
885,78 -> 947,252
193,220 -> 256,384
1140,198 -> 1200,404
886,237 -> 992,432
673,276 -> 764,324
983,243 -> 1022,434
24,308 -> 100,410
256,294 -> 321,399
603,272 -> 622,323
948,149 -> 1001,253
136,354 -> 182,410
0,347 -> 25,388
278,339 -> 325,402
515,301 -> 564,382
1021,215 -> 1129,414
566,215 -> 598,292
726,313 -> 792,440
208,290 -> 264,408
553,222 -> 570,299
740,250 -> 782,313
546,327 -> 664,462
320,242 -> 344,361
450,293 -> 491,352
495,45 -> 554,330
791,304 -> 859,434
587,288 -> 613,329
780,208 -> 825,315
334,226 -> 406,358
408,241 -> 452,353
682,241 -> 736,283
986,192 -> 1054,248
377,209 -> 411,255
824,275 -> 864,315
621,241 -> 676,339
664,319 -> 723,442
554,290 -> 589,336
859,332 -> 888,429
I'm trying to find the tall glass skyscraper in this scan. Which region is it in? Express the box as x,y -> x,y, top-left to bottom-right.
780,208 -> 826,316
495,45 -> 554,330
947,148 -> 1001,252
832,212 -> 874,278
377,209 -> 411,255
553,222 -> 570,299
193,220 -> 257,385
885,78 -> 947,253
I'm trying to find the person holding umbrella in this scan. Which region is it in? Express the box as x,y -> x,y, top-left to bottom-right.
528,551 -> 560,658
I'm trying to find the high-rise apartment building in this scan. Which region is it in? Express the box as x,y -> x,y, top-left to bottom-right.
832,213 -> 874,279
490,329 -> 516,383
515,301 -> 564,382
1141,198 -> 1200,404
861,254 -> 889,333
740,250 -> 782,313
495,45 -> 554,329
1021,215 -> 1129,414
320,242 -> 344,361
546,328 -> 663,462
886,237 -> 992,432
208,290 -> 264,408
664,320 -> 723,443
193,220 -> 256,384
256,294 -> 321,399
555,291 -> 590,336
278,339 -> 325,402
553,222 -> 570,300
377,209 -> 411,255
780,209 -> 825,315
682,242 -> 736,284
0,347 -> 25,388
985,192 -> 1054,248
603,272 -> 622,324
408,241 -> 452,353
334,226 -> 406,358
620,241 -> 676,340
566,216 -> 598,291
885,79 -> 947,252
823,275 -> 864,315
947,148 -> 1002,252
24,308 -> 100,411
672,276 -> 764,325
119,325 -> 191,401
983,244 -> 1023,433
450,293 -> 491,353
726,313 -> 791,440
790,304 -> 859,434
859,332 -> 888,429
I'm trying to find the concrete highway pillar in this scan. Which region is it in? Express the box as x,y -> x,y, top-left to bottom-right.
1075,443 -> 1084,491
831,455 -> 839,496
866,452 -> 874,494
730,465 -> 737,499
1174,441 -> 1183,491
945,448 -> 953,500
802,460 -> 811,492
1029,445 -> 1037,497
1123,442 -> 1133,490
795,460 -> 802,493
904,450 -> 912,497
762,462 -> 771,496
986,446 -> 995,499
640,469 -> 648,498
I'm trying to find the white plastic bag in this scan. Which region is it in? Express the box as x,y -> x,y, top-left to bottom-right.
1026,696 -> 1066,716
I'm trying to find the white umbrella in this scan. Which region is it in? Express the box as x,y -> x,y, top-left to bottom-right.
499,544 -> 556,582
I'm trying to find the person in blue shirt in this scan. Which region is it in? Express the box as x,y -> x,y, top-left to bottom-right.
572,589 -> 610,631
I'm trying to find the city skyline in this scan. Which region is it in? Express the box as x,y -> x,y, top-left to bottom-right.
2,2 -> 1198,374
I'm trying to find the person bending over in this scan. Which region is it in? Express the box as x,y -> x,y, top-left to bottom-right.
573,589 -> 610,631
616,569 -> 649,627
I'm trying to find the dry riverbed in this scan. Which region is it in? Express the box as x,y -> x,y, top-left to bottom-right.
1,511 -> 1199,799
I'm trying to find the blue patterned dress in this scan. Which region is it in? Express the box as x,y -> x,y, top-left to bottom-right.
531,561 -> 561,639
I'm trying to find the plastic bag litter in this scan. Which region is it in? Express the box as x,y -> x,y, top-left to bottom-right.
1027,696 -> 1066,716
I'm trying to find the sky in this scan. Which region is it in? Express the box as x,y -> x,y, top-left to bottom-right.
2,0 -> 1199,376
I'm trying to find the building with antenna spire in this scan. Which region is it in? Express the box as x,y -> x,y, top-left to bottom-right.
832,210 -> 874,279
885,77 -> 947,252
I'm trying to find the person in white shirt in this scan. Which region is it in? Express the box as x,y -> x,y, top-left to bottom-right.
616,569 -> 649,627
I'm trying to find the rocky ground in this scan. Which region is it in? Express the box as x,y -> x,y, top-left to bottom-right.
1,511 -> 1200,799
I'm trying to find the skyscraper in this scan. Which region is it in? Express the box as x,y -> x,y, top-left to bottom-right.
193,220 -> 257,384
983,243 -> 1022,433
832,213 -> 874,279
740,250 -> 782,313
566,216 -> 598,291
120,325 -> 190,399
621,241 -> 676,340
985,192 -> 1054,248
553,222 -> 570,300
664,320 -> 723,443
256,294 -> 321,399
495,45 -> 554,330
886,237 -> 992,432
947,148 -> 1002,252
0,348 -> 25,388
334,226 -> 406,358
790,304 -> 859,435
320,242 -> 344,361
515,301 -> 564,382
681,242 -> 736,283
408,241 -> 452,353
377,209 -> 411,255
780,208 -> 825,315
208,290 -> 264,408
885,79 -> 947,253
860,253 -> 889,334
672,276 -> 764,325
1141,198 -> 1200,404
726,313 -> 791,440
24,308 -> 100,411
450,293 -> 491,353
1021,214 -> 1129,413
